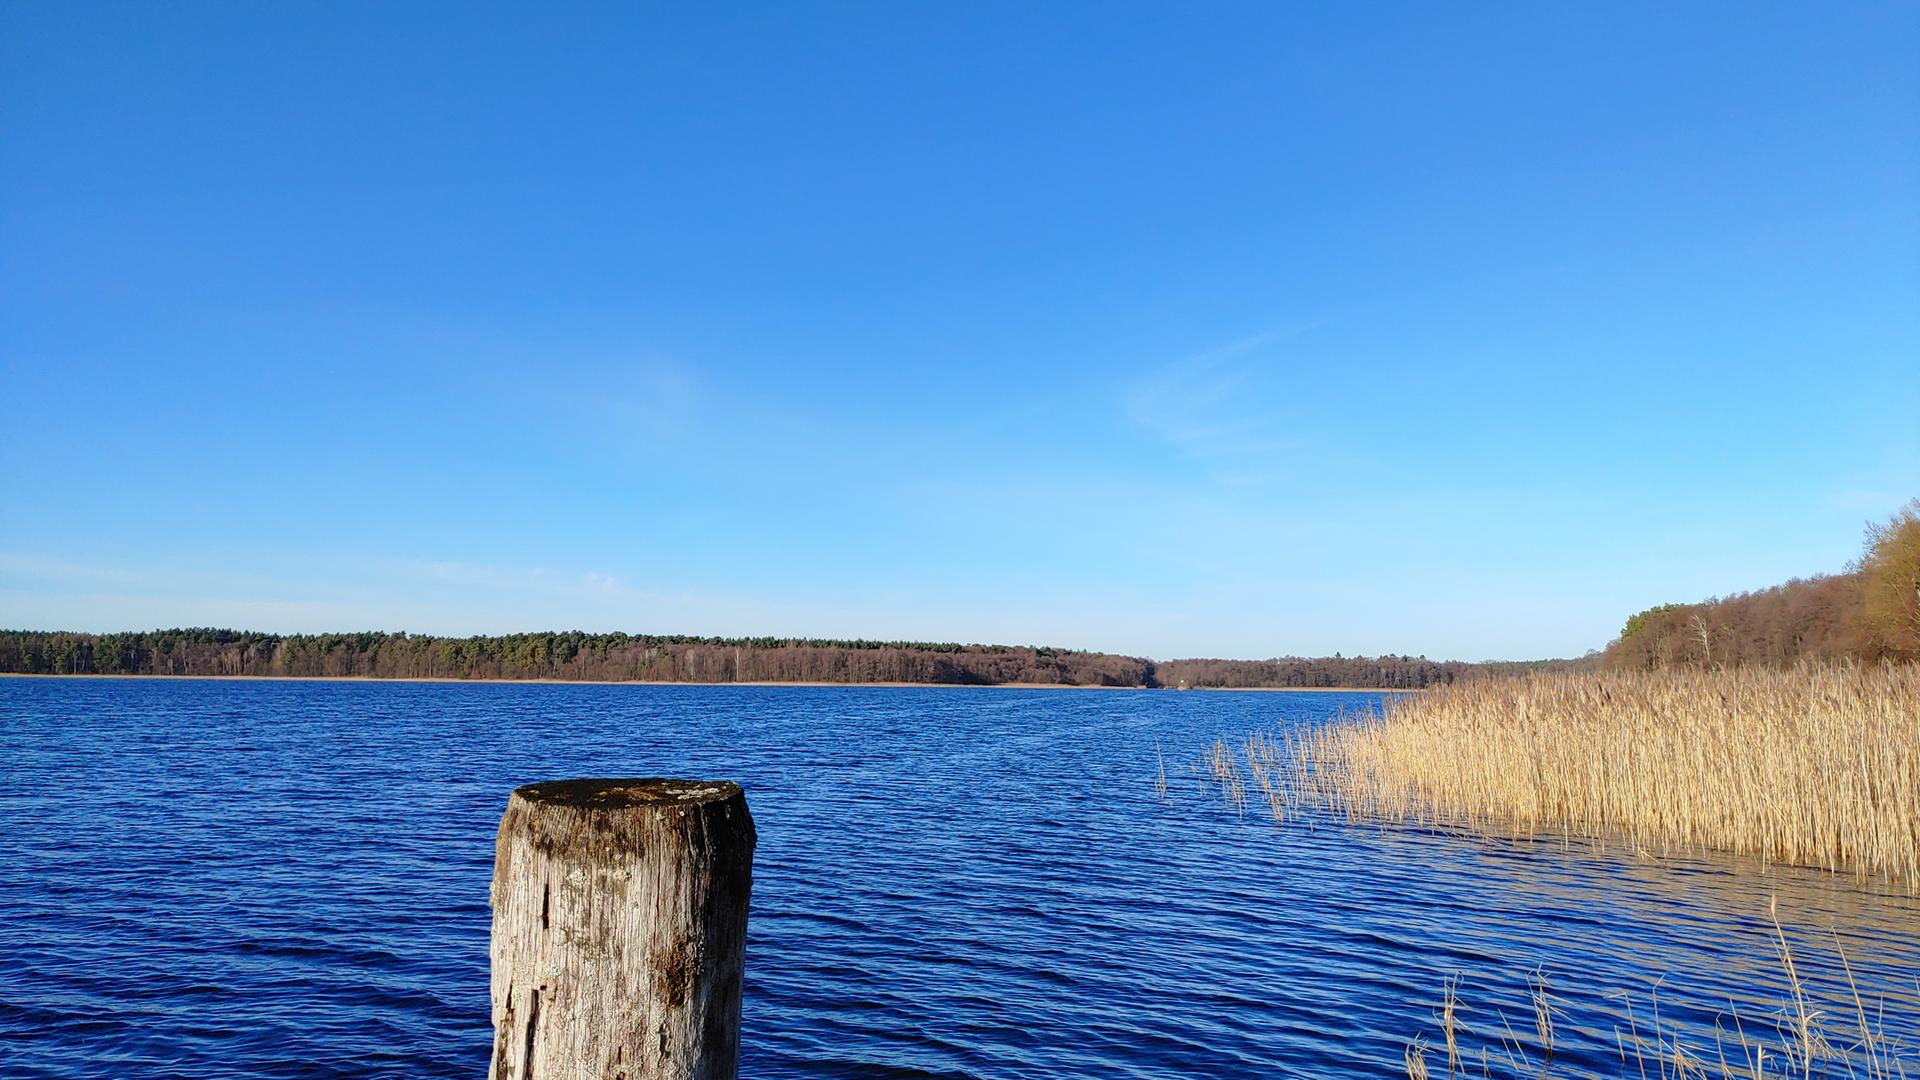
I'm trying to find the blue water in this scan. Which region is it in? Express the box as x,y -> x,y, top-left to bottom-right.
1,679 -> 1915,1078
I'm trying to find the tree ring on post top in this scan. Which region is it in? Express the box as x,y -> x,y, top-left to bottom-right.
511,777 -> 743,810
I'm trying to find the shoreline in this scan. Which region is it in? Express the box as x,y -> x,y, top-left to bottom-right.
0,672 -> 1410,692
1188,684 -> 1417,693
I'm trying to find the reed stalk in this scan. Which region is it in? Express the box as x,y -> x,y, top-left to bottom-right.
1396,911 -> 1917,1080
1274,665 -> 1920,893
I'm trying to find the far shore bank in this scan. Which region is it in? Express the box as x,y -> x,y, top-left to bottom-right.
1197,684 -> 1418,693
0,672 -> 1413,692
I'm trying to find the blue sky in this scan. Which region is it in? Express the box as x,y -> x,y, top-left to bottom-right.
2,3 -> 1916,660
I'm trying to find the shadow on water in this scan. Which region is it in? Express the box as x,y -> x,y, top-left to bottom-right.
0,678 -> 1913,1078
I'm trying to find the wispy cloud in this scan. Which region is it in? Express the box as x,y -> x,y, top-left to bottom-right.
1122,326 -> 1328,476
0,553 -> 156,587
1,548 -> 722,636
417,560 -> 556,589
591,361 -> 699,427
404,560 -> 629,600
538,349 -> 704,444
400,326 -> 709,451
1827,489 -> 1908,514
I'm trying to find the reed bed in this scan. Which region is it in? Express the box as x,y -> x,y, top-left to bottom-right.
1271,664 -> 1920,893
1178,665 -> 1920,1076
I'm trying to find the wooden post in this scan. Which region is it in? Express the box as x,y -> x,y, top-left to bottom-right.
488,778 -> 755,1080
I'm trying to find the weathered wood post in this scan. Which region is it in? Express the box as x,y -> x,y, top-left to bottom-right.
488,778 -> 755,1080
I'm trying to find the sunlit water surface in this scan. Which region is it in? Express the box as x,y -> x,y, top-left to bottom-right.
2,679 -> 1914,1078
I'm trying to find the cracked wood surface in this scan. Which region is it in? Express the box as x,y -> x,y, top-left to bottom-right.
488,779 -> 755,1080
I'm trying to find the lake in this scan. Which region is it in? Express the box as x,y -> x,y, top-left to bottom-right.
2,678 -> 1915,1078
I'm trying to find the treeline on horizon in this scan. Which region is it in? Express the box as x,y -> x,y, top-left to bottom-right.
0,630 -> 1156,686
7,501 -> 1909,687
1154,655 -> 1477,689
0,628 -> 1479,689
1601,499 -> 1920,670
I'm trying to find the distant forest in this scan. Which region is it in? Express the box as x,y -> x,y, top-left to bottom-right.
0,629 -> 1477,689
1155,655 -> 1473,689
1602,499 -> 1920,669
9,502 -> 1908,687
0,630 -> 1157,686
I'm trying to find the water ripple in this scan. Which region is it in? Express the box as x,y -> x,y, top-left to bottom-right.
1,679 -> 1914,1078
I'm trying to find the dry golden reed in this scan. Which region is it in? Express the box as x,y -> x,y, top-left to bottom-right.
1279,664 -> 1920,893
